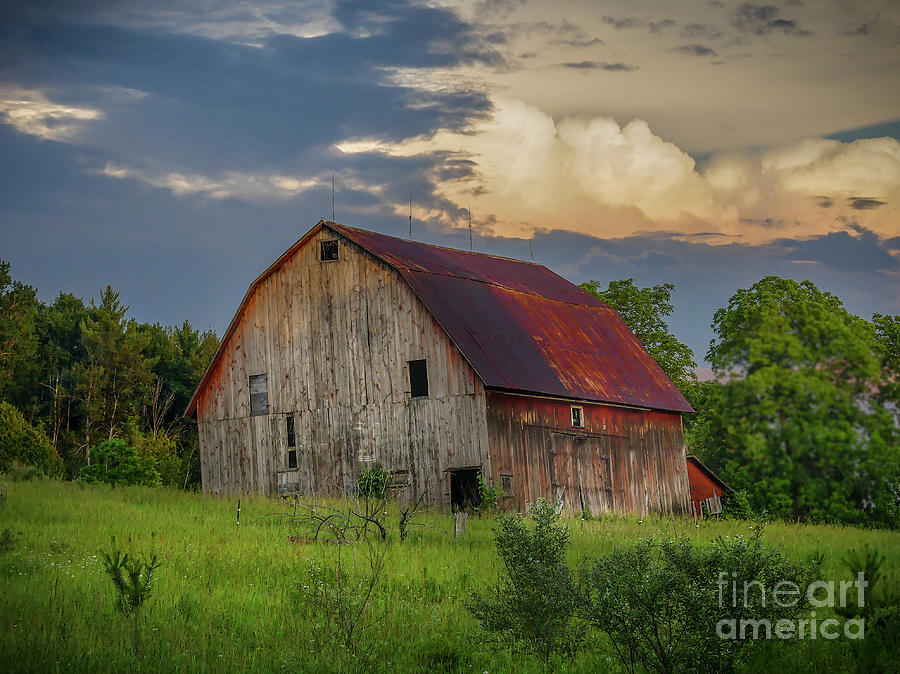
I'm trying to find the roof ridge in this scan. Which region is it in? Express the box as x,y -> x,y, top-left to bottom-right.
327,221 -> 548,268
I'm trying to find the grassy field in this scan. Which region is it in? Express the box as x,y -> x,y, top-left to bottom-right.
0,479 -> 897,673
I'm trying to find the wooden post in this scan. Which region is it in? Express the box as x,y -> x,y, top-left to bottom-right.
236,499 -> 241,526
454,511 -> 467,538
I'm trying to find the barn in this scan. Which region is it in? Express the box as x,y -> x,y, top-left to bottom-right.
186,220 -> 694,515
686,455 -> 731,519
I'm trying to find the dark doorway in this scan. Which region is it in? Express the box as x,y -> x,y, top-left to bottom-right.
450,468 -> 482,511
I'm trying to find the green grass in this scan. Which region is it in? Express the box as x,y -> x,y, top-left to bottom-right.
0,479 -> 896,672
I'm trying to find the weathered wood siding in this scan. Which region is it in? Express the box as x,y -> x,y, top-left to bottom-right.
196,229 -> 490,504
486,391 -> 691,515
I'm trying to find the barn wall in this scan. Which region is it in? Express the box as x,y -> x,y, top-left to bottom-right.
485,391 -> 691,515
196,228 -> 490,503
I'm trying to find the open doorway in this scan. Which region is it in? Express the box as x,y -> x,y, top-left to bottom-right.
450,467 -> 482,511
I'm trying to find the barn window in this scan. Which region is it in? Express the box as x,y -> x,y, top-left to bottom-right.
288,449 -> 298,470
249,374 -> 268,416
500,474 -> 513,495
571,405 -> 584,428
320,240 -> 339,261
286,414 -> 295,447
408,359 -> 429,398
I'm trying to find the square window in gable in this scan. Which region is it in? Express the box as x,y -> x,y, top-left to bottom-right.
320,240 -> 339,261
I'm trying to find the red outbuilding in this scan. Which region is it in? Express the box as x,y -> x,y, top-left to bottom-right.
686,455 -> 731,518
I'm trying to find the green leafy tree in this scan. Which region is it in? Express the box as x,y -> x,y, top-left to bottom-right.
705,276 -> 899,526
0,400 -> 63,476
873,313 -> 900,423
580,278 -> 697,392
0,260 -> 41,409
35,293 -> 90,472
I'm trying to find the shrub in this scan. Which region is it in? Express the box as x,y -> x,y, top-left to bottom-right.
723,489 -> 756,520
80,439 -> 161,487
131,431 -> 183,488
6,464 -> 42,482
473,471 -> 503,515
357,462 -> 387,498
581,528 -> 817,674
466,498 -> 580,661
0,401 -> 63,477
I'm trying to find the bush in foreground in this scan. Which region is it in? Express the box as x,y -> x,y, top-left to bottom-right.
582,529 -> 817,673
466,498 -> 580,661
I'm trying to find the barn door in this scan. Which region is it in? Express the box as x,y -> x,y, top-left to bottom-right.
572,436 -> 614,516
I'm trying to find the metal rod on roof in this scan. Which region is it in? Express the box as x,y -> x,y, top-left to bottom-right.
331,174 -> 335,222
409,194 -> 412,239
468,204 -> 473,251
529,237 -> 535,262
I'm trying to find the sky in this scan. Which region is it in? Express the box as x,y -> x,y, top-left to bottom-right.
1,0 -> 899,372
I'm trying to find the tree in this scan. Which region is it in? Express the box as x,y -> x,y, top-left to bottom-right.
873,313 -> 900,423
0,400 -> 63,476
704,276 -> 899,526
580,279 -> 697,392
75,287 -> 155,460
0,260 -> 41,410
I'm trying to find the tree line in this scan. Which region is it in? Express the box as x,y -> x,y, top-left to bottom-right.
582,276 -> 899,528
0,258 -> 897,526
0,260 -> 217,487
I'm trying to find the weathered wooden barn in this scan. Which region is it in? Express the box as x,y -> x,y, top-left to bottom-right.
186,220 -> 694,515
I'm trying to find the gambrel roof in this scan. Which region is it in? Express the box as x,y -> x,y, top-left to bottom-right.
187,221 -> 693,415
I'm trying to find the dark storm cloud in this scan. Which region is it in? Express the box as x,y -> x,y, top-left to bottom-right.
559,61 -> 638,71
815,196 -> 834,208
673,44 -> 718,56
0,0 -> 500,176
848,197 -> 887,210
731,4 -> 813,37
885,237 -> 900,251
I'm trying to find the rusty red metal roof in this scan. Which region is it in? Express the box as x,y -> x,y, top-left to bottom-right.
331,223 -> 693,413
187,220 -> 693,415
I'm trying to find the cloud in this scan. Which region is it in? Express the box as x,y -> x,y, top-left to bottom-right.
335,97 -> 900,244
731,4 -> 813,37
601,16 -> 643,30
0,87 -> 102,141
559,61 -> 638,71
848,197 -> 887,210
98,162 -> 320,201
673,44 -> 718,56
681,23 -> 723,39
600,16 -> 676,34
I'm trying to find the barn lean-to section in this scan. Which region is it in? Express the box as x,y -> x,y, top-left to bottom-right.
188,220 -> 693,515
